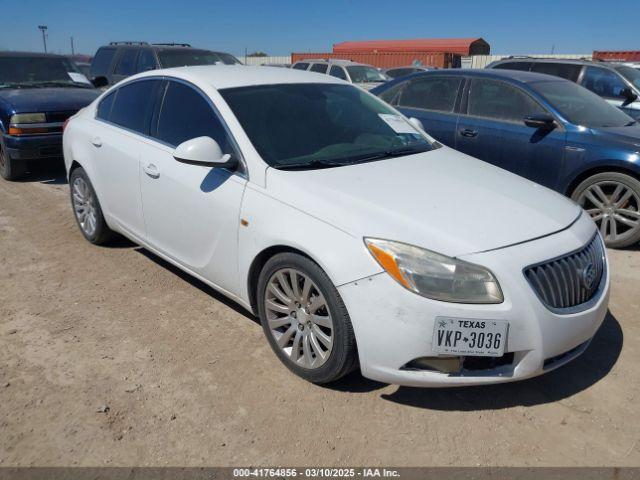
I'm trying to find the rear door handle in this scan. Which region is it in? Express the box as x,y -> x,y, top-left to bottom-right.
90,137 -> 102,147
459,128 -> 478,138
143,163 -> 160,179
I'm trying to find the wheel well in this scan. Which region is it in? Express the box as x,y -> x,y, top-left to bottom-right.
68,160 -> 82,178
565,166 -> 640,196
247,245 -> 315,316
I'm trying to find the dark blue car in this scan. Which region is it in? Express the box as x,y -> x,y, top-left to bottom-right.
371,69 -> 640,248
0,52 -> 99,180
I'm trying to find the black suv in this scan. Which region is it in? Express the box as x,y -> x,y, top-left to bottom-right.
487,57 -> 640,119
89,42 -> 242,87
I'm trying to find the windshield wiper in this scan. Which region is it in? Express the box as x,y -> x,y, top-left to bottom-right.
272,145 -> 430,171
342,145 -> 431,164
272,159 -> 346,170
625,120 -> 637,126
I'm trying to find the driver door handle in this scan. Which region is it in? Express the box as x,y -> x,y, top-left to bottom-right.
143,163 -> 160,179
90,137 -> 102,147
459,128 -> 478,138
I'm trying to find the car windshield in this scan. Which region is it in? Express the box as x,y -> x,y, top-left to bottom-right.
533,80 -> 636,128
0,55 -> 91,88
219,83 -> 434,169
345,66 -> 387,83
157,49 -> 242,68
614,65 -> 640,90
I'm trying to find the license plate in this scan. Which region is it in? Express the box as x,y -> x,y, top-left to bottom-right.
432,317 -> 508,357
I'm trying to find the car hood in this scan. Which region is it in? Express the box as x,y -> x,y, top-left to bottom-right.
590,125 -> 640,150
0,87 -> 99,114
266,146 -> 582,257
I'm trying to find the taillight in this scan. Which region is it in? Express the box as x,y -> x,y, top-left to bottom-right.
63,118 -> 71,133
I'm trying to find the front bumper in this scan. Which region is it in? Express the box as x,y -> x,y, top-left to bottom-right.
2,133 -> 63,161
338,213 -> 610,387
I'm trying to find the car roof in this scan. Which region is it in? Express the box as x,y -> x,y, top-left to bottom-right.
0,51 -> 68,58
492,57 -> 617,68
402,68 -> 567,84
133,65 -> 346,89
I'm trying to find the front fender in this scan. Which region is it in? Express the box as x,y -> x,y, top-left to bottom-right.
237,185 -> 383,305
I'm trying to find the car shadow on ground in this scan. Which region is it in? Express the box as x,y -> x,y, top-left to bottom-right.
19,163 -> 68,185
377,311 -> 623,410
135,247 -> 258,322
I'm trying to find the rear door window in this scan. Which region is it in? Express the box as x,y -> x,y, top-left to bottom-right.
467,78 -> 546,122
114,49 -> 139,76
310,63 -> 328,74
109,79 -> 161,134
90,48 -> 116,77
292,62 -> 310,70
530,62 -> 582,82
329,66 -> 347,80
581,67 -> 629,99
136,49 -> 157,73
398,76 -> 463,112
154,81 -> 232,151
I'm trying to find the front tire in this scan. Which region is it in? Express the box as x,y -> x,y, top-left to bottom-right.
0,138 -> 26,181
257,253 -> 358,384
571,172 -> 640,248
69,167 -> 115,245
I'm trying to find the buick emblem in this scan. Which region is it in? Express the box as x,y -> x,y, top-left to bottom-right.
581,263 -> 597,290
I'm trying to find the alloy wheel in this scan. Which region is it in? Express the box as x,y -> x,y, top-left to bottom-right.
264,268 -> 334,369
72,176 -> 98,237
577,180 -> 640,245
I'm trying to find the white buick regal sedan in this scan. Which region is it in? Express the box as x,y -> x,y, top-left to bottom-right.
63,66 -> 609,387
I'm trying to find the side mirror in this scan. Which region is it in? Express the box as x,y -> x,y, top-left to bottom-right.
620,87 -> 638,107
91,76 -> 109,89
408,117 -> 424,132
173,136 -> 237,168
524,113 -> 556,130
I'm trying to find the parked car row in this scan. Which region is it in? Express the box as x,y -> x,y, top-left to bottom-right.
3,47 -> 636,388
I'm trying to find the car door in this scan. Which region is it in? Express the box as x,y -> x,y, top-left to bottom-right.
390,75 -> 464,147
138,79 -> 247,294
580,66 -> 640,119
91,78 -> 162,240
457,78 -> 566,187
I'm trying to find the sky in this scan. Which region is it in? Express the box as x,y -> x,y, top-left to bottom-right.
2,0 -> 638,57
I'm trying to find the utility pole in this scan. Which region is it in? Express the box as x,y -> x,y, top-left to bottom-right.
70,36 -> 75,56
38,25 -> 48,53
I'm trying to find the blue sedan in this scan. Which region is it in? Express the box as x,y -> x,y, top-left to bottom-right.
371,69 -> 640,248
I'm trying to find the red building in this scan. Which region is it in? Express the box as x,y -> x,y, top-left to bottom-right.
291,37 -> 490,69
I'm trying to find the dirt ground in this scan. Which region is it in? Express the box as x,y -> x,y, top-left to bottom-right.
0,165 -> 639,467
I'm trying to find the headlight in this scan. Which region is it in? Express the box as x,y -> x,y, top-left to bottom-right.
10,113 -> 46,124
364,238 -> 503,304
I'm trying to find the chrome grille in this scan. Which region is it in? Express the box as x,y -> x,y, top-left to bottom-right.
524,234 -> 605,311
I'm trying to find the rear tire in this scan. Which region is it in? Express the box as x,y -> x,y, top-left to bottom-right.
257,252 -> 358,384
571,172 -> 640,249
69,167 -> 115,245
0,138 -> 26,181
